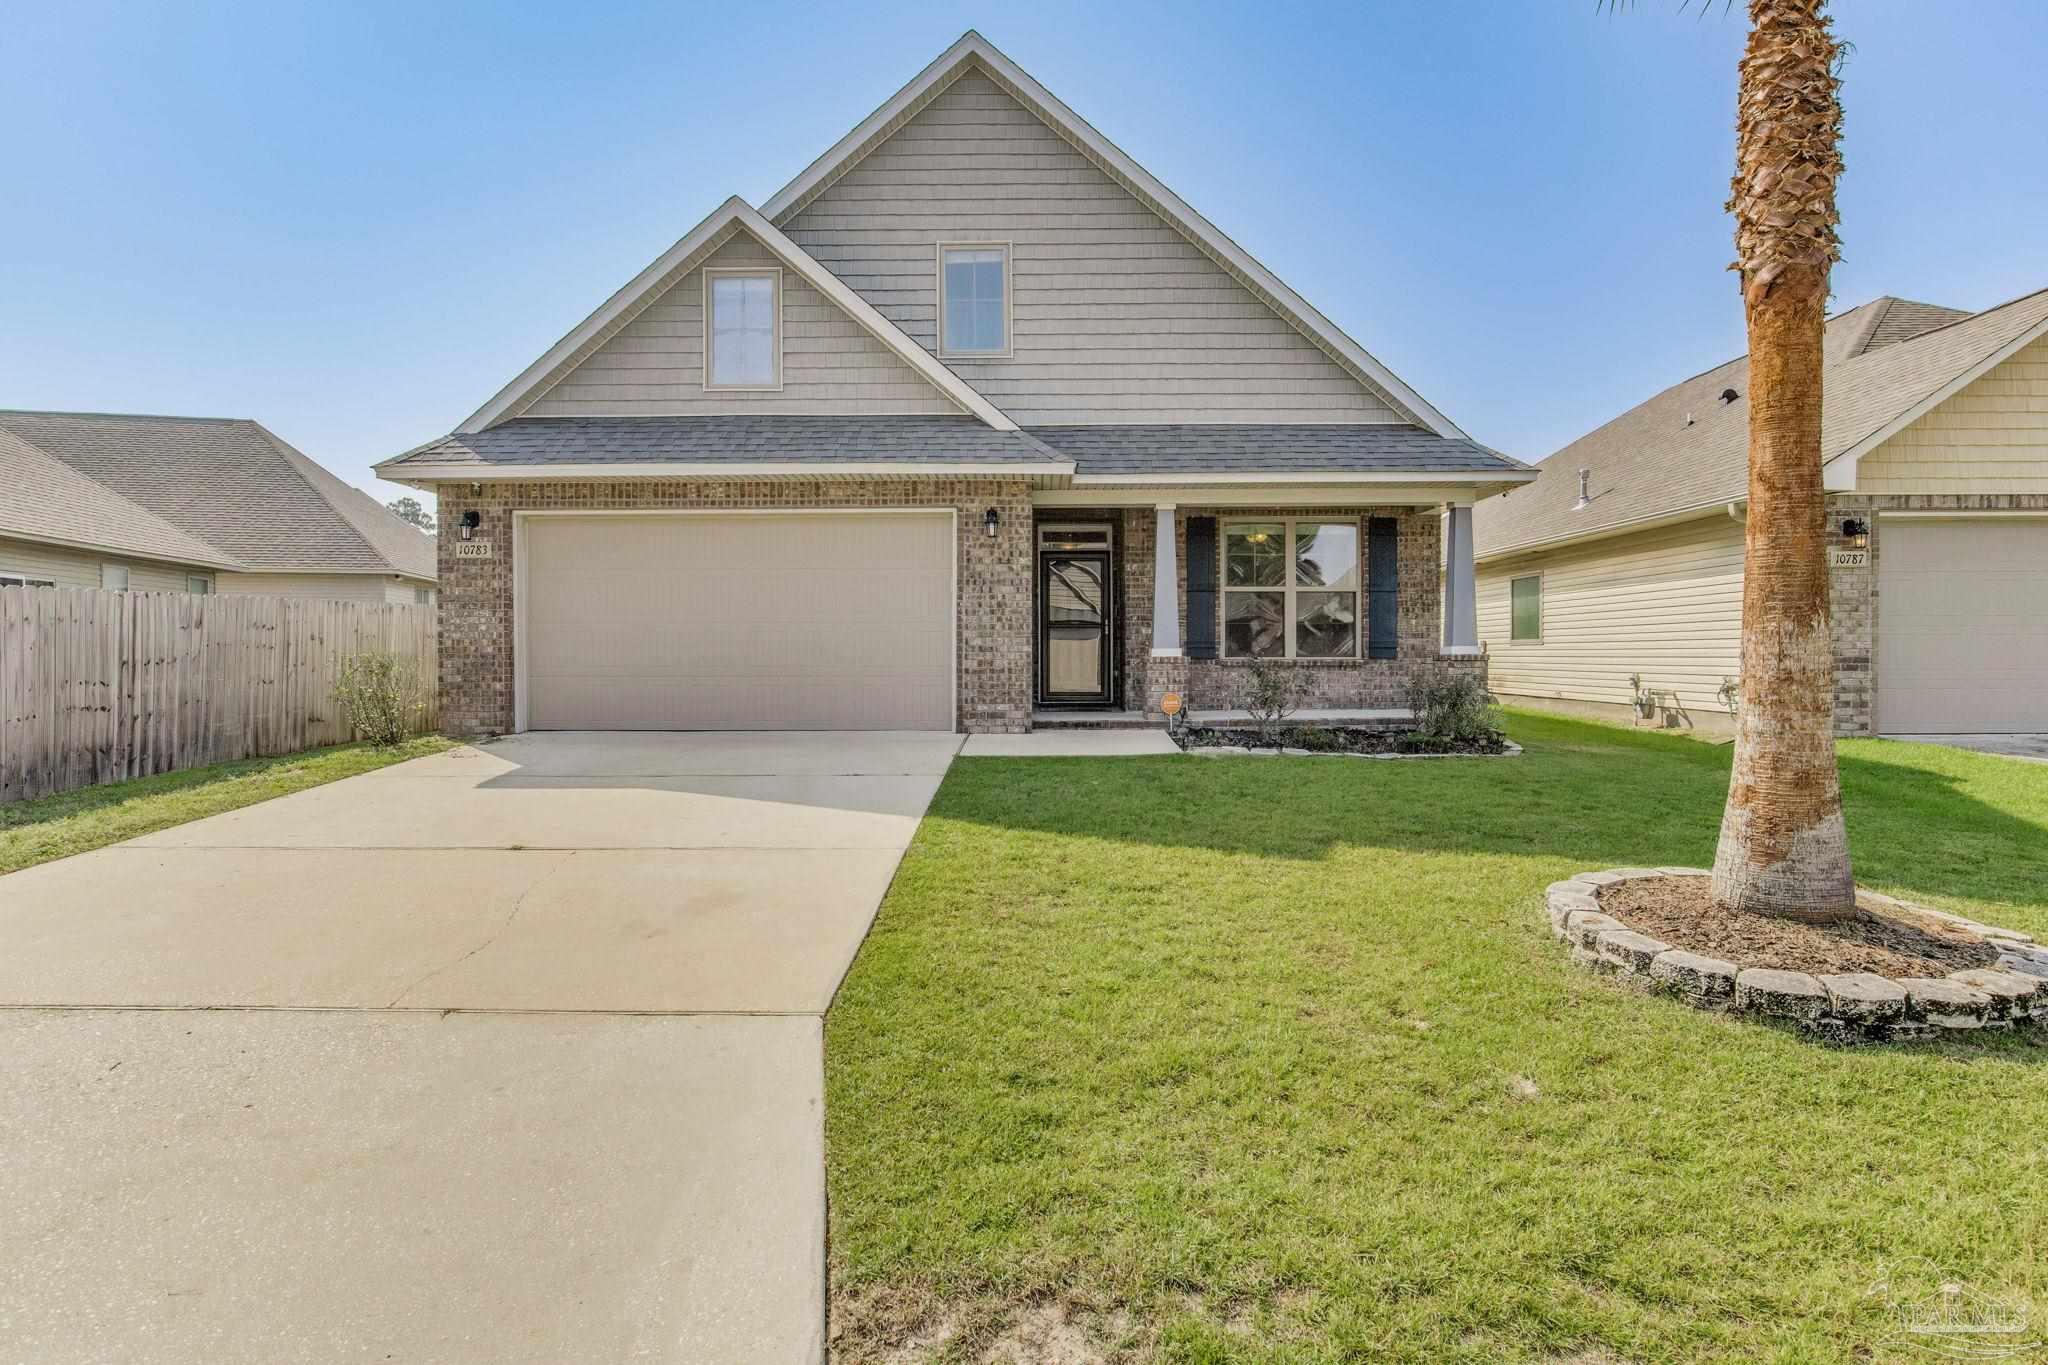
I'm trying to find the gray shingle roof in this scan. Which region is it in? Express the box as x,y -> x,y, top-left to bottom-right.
0,411 -> 436,580
1026,424 -> 1528,476
387,415 -> 1059,468
384,415 -> 1527,481
1474,288 -> 2048,561
0,427 -> 242,569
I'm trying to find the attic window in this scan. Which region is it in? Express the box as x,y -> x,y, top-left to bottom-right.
939,244 -> 1010,356
704,269 -> 782,389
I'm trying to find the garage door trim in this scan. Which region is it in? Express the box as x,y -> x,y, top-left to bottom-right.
511,508 -> 958,733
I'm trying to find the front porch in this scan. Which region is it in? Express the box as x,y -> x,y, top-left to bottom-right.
1024,491 -> 1484,724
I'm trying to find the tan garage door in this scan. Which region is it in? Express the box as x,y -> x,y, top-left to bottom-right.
1877,518 -> 2048,733
522,512 -> 954,730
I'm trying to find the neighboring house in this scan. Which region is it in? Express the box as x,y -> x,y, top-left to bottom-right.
0,410 -> 437,603
376,31 -> 1533,736
1473,289 -> 2048,736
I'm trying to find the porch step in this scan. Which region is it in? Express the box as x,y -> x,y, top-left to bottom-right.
1031,710 -> 1163,730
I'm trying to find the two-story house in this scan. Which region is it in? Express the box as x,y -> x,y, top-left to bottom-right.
378,32 -> 1532,734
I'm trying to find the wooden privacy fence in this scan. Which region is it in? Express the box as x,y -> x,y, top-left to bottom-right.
0,587 -> 438,802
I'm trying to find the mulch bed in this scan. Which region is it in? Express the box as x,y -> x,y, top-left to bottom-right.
1178,726 -> 1507,755
1602,876 -> 2000,977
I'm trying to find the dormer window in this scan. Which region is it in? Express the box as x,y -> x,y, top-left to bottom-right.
704,268 -> 781,388
939,244 -> 1010,356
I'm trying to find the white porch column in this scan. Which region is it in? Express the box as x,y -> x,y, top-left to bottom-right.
1444,503 -> 1480,654
1151,503 -> 1180,656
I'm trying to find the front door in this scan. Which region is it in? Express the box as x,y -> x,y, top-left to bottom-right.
1038,549 -> 1113,705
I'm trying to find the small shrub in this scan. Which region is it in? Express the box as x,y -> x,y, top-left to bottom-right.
1408,669 -> 1500,743
334,651 -> 427,746
1234,657 -> 1315,746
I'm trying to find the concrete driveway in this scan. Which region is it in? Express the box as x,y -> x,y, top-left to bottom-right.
1885,733 -> 2048,764
0,730 -> 959,1364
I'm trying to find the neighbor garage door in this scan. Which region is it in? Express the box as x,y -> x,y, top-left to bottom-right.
1877,518 -> 2048,733
522,512 -> 954,730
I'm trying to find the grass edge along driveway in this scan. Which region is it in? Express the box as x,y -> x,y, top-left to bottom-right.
0,736 -> 455,876
824,711 -> 2048,1364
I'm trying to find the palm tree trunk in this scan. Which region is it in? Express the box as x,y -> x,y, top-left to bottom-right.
1710,0 -> 1856,921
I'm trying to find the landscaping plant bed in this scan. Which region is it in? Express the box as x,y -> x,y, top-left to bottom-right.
1176,725 -> 1516,757
1547,868 -> 2048,1043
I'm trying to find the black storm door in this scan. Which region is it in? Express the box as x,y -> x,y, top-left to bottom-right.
1039,551 -> 1112,704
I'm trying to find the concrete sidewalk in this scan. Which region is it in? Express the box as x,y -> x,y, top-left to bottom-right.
0,730 -> 959,1364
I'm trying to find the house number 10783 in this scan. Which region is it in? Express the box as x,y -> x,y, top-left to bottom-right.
454,541 -> 493,559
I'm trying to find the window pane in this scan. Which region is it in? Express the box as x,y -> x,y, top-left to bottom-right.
942,247 -> 1006,351
1511,576 -> 1541,640
1225,523 -> 1285,587
1296,591 -> 1356,657
709,274 -> 776,384
101,564 -> 129,591
1294,522 -> 1358,589
1225,591 -> 1284,657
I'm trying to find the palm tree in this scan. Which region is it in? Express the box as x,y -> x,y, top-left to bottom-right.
1613,0 -> 1857,920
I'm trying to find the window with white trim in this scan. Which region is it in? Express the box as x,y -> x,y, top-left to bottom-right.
938,244 -> 1009,355
704,269 -> 781,388
101,564 -> 130,591
1222,520 -> 1360,659
1510,575 -> 1542,642
186,575 -> 213,595
0,571 -> 57,588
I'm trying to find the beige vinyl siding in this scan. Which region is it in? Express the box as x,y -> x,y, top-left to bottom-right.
1477,513 -> 1744,716
1856,333 -> 2048,493
215,571 -> 427,603
527,231 -> 961,418
780,70 -> 1402,425
0,535 -> 208,592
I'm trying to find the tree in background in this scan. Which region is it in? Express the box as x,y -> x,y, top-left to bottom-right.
386,497 -> 436,534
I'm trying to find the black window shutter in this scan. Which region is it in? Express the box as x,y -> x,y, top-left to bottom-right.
1184,516 -> 1218,660
1367,517 -> 1398,660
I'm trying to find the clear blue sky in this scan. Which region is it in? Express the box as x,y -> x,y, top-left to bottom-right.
4,2 -> 2043,510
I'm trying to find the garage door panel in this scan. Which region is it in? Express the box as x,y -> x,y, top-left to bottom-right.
523,514 -> 954,731
1877,520 -> 2048,733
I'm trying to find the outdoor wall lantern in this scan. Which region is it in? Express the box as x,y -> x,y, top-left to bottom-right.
983,507 -> 1001,538
1840,517 -> 1869,550
460,510 -> 482,542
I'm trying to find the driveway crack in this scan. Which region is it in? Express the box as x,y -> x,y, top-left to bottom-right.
385,851 -> 577,1008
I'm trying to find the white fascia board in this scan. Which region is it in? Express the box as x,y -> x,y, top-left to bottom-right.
1823,312 -> 2048,491
1036,482 -> 1513,509
0,526 -> 245,573
375,461 -> 1072,484
760,31 -> 1468,442
1474,500 -> 1736,566
1068,469 -> 1533,486
456,197 -> 1017,435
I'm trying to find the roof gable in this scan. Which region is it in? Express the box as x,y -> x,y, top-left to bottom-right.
1473,286 -> 2048,561
459,198 -> 1015,434
761,32 -> 1464,438
520,228 -> 964,420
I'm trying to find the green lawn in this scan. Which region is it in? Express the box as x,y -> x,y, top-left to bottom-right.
824,711 -> 2048,1364
0,736 -> 455,875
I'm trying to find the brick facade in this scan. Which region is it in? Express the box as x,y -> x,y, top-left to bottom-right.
432,478 -> 1035,736
1084,505 -> 1482,715
1826,490 -> 2048,737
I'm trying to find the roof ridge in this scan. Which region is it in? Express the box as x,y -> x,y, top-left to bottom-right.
1839,282 -> 2048,360
242,422 -> 391,566
0,407 -> 253,425
0,425 -> 248,570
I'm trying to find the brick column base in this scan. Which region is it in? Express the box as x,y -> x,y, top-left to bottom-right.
1145,656 -> 1189,720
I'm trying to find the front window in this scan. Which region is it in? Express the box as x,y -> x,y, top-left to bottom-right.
704,270 -> 780,387
101,564 -> 130,591
939,244 -> 1009,355
1510,575 -> 1542,641
1223,520 -> 1360,659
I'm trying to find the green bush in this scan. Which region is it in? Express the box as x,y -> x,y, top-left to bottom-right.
1233,657 -> 1316,746
334,652 -> 428,746
1407,669 -> 1501,743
